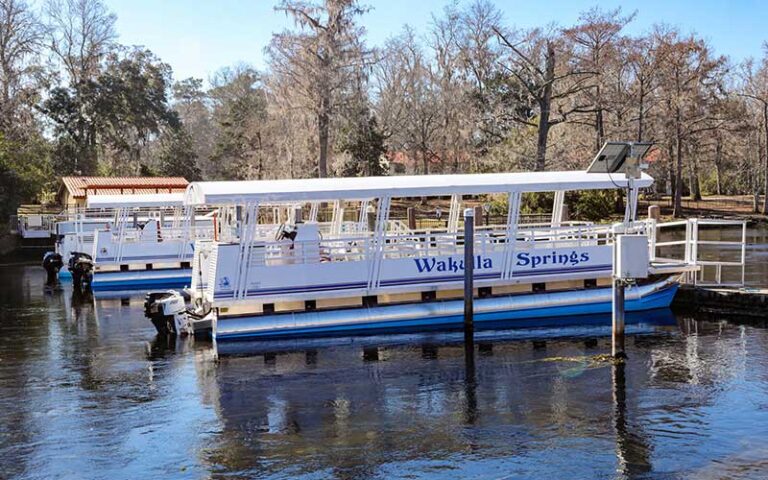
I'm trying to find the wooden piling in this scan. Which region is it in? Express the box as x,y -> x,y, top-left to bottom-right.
474,205 -> 483,226
463,208 -> 475,342
647,205 -> 660,221
612,279 -> 626,358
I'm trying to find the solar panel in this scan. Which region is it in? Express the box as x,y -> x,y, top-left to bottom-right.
586,142 -> 652,175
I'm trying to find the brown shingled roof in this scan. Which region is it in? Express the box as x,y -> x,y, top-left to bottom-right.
60,177 -> 189,198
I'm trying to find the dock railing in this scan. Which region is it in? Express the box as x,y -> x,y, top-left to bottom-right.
654,218 -> 746,287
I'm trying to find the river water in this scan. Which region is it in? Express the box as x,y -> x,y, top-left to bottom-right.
1,230 -> 767,479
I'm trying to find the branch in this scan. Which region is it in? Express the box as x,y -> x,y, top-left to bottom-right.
492,26 -> 543,77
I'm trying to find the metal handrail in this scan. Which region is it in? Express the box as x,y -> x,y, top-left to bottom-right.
654,218 -> 747,286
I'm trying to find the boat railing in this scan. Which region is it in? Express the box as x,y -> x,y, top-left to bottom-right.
105,224 -> 215,244
654,218 -> 746,286
235,222 -> 621,267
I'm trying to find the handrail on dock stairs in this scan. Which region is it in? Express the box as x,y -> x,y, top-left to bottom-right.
654,218 -> 747,287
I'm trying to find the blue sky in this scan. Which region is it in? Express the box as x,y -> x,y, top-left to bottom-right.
107,0 -> 768,82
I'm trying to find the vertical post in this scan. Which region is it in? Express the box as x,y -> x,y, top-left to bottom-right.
612,278 -> 626,358
741,220 -> 747,287
464,208 -> 475,342
407,207 -> 416,230
294,206 -> 303,224
612,236 -> 626,359
474,205 -> 483,226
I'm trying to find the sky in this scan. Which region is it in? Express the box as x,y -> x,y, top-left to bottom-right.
106,0 -> 768,82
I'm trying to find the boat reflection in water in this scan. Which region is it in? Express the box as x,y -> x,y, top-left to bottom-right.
192,310 -> 679,478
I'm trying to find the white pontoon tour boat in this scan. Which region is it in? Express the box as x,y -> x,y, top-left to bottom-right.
46,193 -> 215,291
145,160 -> 694,340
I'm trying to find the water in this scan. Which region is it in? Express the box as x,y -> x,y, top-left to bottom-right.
1,235 -> 767,479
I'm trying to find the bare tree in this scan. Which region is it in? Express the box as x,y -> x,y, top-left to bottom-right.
375,27 -> 441,175
563,7 -> 635,151
0,0 -> 45,134
46,0 -> 115,85
493,26 -> 596,171
739,52 -> 768,214
44,0 -> 115,173
655,31 -> 727,216
268,0 -> 370,178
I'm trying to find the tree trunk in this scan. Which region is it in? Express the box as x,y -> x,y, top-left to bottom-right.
691,150 -> 702,202
763,104 -> 768,214
673,123 -> 684,218
595,85 -> 604,151
667,142 -> 675,200
714,136 -> 722,195
317,96 -> 330,178
754,131 -> 760,213
535,41 -> 555,172
637,82 -> 645,142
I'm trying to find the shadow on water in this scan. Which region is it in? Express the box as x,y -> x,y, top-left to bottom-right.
215,308 -> 678,357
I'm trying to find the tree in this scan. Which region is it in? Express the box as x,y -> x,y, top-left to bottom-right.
157,127 -> 201,180
0,131 -> 52,217
171,77 -> 214,177
268,0 -> 370,178
208,66 -> 268,180
739,50 -> 768,214
41,47 -> 178,175
45,0 -> 116,173
0,0 -> 45,136
375,27 -> 441,175
655,31 -> 727,216
336,102 -> 387,177
493,27 -> 596,171
563,7 -> 634,151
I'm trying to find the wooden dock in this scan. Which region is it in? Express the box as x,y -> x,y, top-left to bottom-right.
673,285 -> 768,319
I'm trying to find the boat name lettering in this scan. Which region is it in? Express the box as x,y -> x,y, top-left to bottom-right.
413,255 -> 493,273
516,251 -> 590,269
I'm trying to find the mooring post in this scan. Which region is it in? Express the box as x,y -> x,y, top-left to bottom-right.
612,277 -> 626,358
464,208 -> 475,343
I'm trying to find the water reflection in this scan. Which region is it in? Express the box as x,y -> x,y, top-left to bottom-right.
612,361 -> 652,476
2,265 -> 768,479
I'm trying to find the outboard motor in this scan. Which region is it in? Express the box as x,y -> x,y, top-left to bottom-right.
144,291 -> 191,336
68,252 -> 94,290
42,252 -> 64,284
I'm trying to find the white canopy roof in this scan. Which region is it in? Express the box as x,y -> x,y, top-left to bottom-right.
86,193 -> 184,208
184,171 -> 654,205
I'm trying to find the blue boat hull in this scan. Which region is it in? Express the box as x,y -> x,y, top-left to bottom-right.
214,280 -> 679,341
92,268 -> 192,291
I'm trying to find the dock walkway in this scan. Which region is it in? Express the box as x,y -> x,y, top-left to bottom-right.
674,285 -> 768,319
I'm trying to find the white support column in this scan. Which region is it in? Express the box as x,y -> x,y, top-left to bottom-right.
551,190 -> 565,228
115,207 -> 128,264
309,202 -> 319,222
234,201 -> 259,299
501,191 -> 521,280
331,200 -> 344,236
623,177 -> 639,225
358,200 -> 370,232
448,194 -> 462,233
367,196 -> 391,291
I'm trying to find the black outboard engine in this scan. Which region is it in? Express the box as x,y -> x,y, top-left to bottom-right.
42,252 -> 64,284
68,252 -> 94,290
